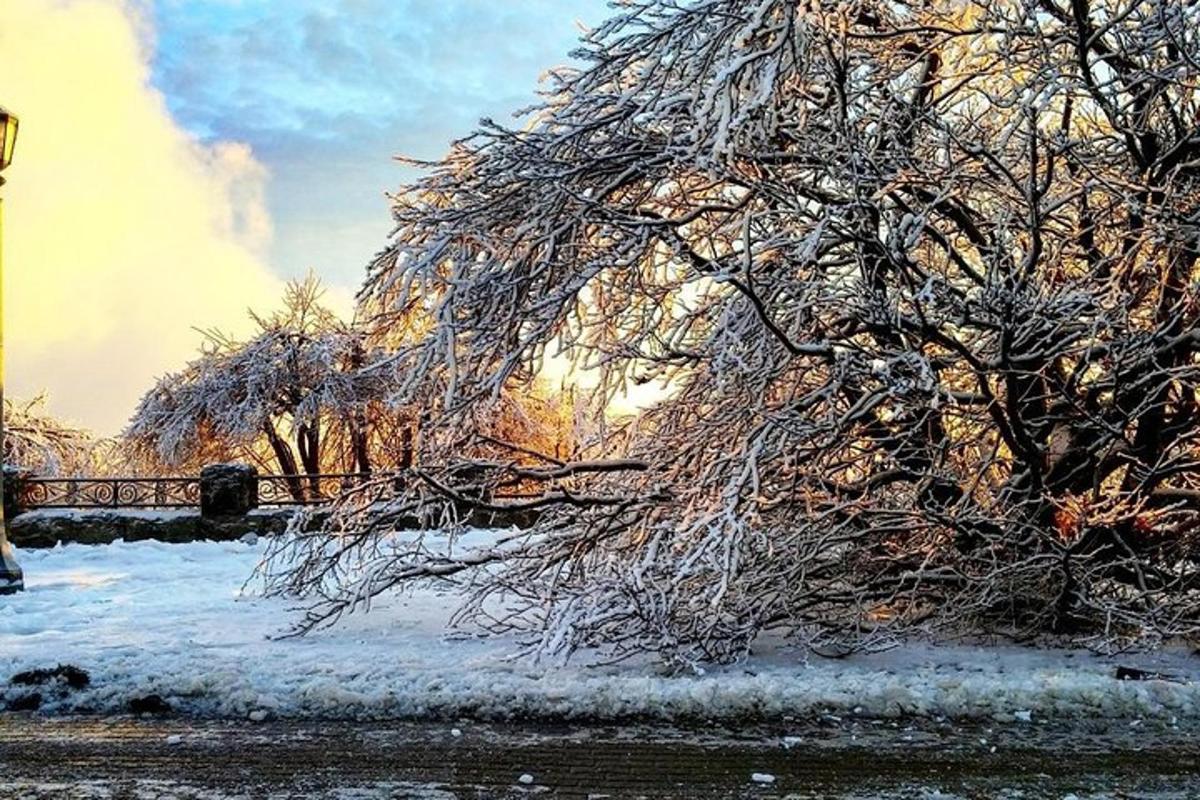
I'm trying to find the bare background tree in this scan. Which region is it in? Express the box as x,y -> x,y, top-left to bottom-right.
264,0 -> 1200,664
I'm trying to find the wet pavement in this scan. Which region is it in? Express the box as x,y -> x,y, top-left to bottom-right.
0,715 -> 1197,798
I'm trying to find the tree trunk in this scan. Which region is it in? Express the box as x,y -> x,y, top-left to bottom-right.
264,422 -> 304,502
296,421 -> 321,499
351,417 -> 371,476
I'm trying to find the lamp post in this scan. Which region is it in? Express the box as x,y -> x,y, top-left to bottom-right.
0,106 -> 23,595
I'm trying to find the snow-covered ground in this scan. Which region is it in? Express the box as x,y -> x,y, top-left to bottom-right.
1,536 -> 1197,722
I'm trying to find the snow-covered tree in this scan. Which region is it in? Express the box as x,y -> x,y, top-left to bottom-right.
267,0 -> 1200,662
3,395 -> 97,476
125,277 -> 396,499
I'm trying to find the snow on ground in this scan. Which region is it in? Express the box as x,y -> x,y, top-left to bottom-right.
1,536 -> 1198,722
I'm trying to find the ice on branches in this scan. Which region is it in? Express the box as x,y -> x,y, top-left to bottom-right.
124,276 -> 396,492
3,395 -> 99,476
268,1 -> 1200,664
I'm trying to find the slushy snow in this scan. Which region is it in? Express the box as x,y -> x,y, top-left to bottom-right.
1,537 -> 1197,722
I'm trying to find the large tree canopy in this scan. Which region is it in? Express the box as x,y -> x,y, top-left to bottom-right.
271,0 -> 1200,663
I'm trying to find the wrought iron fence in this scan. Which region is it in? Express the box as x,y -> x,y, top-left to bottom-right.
19,476 -> 202,509
257,473 -> 372,506
15,473 -> 373,511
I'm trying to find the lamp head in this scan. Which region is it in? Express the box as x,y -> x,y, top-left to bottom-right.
0,107 -> 19,181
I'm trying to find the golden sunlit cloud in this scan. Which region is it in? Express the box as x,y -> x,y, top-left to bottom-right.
0,0 -> 287,435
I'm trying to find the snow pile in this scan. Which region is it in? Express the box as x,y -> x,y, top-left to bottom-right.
1,537 -> 1197,722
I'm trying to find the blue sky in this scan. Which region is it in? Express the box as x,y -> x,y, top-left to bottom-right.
149,0 -> 611,292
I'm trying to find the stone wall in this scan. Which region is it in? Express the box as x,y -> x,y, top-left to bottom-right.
5,462 -> 280,548
8,508 -> 296,549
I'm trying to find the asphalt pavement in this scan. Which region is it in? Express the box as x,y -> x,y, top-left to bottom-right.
1,715 -> 1197,798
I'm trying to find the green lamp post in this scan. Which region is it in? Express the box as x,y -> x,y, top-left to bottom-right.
0,106 -> 23,595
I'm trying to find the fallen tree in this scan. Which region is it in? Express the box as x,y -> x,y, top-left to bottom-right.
266,0 -> 1200,664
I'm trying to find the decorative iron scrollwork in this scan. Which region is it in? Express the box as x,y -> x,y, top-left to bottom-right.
256,473 -> 370,506
18,473 -> 370,510
18,477 -> 202,509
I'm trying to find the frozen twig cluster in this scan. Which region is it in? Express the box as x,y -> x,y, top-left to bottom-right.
267,0 -> 1200,664
3,395 -> 98,476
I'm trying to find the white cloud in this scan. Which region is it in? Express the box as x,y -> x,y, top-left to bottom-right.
150,0 -> 612,289
0,0 -> 287,435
